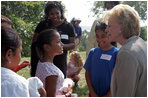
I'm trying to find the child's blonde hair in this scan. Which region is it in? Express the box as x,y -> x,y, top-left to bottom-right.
69,51 -> 84,67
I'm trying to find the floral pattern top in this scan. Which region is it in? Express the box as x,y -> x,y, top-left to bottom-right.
35,61 -> 64,92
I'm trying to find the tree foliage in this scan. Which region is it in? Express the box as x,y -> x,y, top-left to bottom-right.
79,30 -> 89,51
92,1 -> 147,21
122,1 -> 147,21
1,1 -> 66,57
140,26 -> 147,41
1,1 -> 46,57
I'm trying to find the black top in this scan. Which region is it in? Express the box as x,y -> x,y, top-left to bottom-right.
34,19 -> 75,78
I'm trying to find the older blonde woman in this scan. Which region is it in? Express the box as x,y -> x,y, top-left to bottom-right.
103,4 -> 147,97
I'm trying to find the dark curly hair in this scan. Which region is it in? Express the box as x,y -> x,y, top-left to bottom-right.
95,21 -> 107,33
44,1 -> 65,20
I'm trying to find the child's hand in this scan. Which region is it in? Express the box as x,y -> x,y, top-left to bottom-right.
21,60 -> 30,68
64,84 -> 72,97
90,92 -> 98,97
15,60 -> 30,72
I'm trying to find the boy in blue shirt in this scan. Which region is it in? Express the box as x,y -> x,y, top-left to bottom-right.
84,21 -> 118,97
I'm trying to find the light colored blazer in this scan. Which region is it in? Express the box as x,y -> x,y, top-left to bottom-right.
111,36 -> 147,97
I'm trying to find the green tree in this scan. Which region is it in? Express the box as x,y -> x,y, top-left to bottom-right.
92,1 -> 147,21
79,30 -> 90,51
2,1 -> 66,57
122,1 -> 147,21
91,1 -> 104,18
140,26 -> 147,41
1,1 -> 46,57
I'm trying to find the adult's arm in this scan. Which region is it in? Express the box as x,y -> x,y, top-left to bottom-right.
63,37 -> 75,50
77,36 -> 82,46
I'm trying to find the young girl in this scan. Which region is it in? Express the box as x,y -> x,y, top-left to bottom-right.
35,29 -> 72,97
84,21 -> 119,97
1,15 -> 30,72
31,1 -> 75,78
1,26 -> 46,97
1,26 -> 29,97
67,51 -> 84,87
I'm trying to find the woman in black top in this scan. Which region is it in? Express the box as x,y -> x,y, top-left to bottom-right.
31,1 -> 75,78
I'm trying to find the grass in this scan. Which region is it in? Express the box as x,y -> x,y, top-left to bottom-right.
17,51 -> 89,97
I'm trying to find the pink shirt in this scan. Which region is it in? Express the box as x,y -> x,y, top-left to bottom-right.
35,61 -> 64,92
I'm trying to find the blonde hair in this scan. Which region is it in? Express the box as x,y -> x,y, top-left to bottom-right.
103,4 -> 140,39
69,51 -> 84,67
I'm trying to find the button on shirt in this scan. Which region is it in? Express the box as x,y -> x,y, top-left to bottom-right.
1,67 -> 29,97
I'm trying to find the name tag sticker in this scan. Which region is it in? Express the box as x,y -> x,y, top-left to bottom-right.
100,54 -> 112,61
61,34 -> 68,40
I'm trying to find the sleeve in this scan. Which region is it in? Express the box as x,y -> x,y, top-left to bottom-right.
83,49 -> 94,72
111,50 -> 139,97
36,63 -> 59,84
27,77 -> 42,97
28,77 -> 43,89
67,23 -> 75,37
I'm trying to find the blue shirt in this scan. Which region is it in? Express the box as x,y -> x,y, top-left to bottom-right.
84,46 -> 118,96
74,25 -> 82,38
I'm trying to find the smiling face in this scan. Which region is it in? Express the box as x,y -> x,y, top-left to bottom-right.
48,8 -> 61,25
95,30 -> 111,50
105,17 -> 122,42
49,32 -> 63,56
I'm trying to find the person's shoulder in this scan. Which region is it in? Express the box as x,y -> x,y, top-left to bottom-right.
38,61 -> 53,68
89,47 -> 100,54
38,19 -> 48,25
2,70 -> 28,87
90,47 -> 100,51
2,67 -> 26,81
113,46 -> 119,51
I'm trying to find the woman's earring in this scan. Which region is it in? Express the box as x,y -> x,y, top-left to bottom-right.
9,61 -> 11,64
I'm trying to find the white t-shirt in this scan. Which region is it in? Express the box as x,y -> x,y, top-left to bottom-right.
35,61 -> 64,92
1,67 -> 29,97
27,77 -> 43,97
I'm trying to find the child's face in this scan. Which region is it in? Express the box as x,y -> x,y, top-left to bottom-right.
95,30 -> 111,49
50,32 -> 63,56
48,8 -> 61,25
